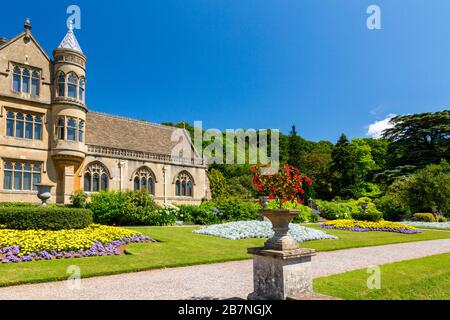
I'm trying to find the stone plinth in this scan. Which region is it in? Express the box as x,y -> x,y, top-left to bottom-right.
247,247 -> 316,300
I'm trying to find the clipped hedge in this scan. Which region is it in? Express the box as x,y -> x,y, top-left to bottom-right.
0,206 -> 93,231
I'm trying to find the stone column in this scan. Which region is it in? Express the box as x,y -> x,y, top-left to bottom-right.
63,165 -> 75,204
248,247 -> 316,300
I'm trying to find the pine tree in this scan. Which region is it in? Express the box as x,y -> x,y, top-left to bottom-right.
330,134 -> 360,199
288,125 -> 303,169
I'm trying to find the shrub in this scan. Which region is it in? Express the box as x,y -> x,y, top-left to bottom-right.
375,195 -> 411,222
315,200 -> 354,220
177,204 -> 221,225
438,216 -> 448,222
351,211 -> 383,222
89,190 -> 161,226
70,191 -> 88,208
0,202 -> 39,208
209,197 -> 260,222
0,206 -> 93,230
413,213 -> 436,223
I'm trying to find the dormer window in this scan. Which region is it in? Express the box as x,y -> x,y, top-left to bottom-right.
12,65 -> 41,96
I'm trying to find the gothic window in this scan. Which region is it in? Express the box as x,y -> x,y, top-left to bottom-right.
79,78 -> 85,101
175,171 -> 194,197
3,160 -> 41,191
84,163 -> 109,193
13,66 -> 21,92
67,118 -> 77,141
31,71 -> 40,96
5,110 -> 43,140
78,120 -> 84,142
57,117 -> 65,140
57,73 -> 66,97
132,167 -> 156,195
67,73 -> 78,98
22,69 -> 30,93
11,66 -> 40,95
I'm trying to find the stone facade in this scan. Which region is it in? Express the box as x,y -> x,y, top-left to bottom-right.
0,20 -> 209,205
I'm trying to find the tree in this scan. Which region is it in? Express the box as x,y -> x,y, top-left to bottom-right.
383,110 -> 450,169
287,125 -> 303,169
207,169 -> 228,199
329,134 -> 361,199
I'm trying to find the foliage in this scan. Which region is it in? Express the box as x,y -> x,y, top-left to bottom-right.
382,161 -> 450,216
266,200 -> 319,223
375,194 -> 411,222
383,110 -> 450,169
438,216 -> 448,222
0,207 -> 93,231
89,190 -> 164,226
351,211 -> 383,222
322,220 -> 419,234
0,224 -> 152,262
193,221 -> 337,241
287,125 -> 304,169
70,191 -> 88,208
176,204 -> 222,225
208,169 -> 229,199
413,213 -> 436,223
315,197 -> 381,221
252,165 -> 313,208
329,134 -> 361,199
0,203 -> 39,208
207,197 -> 261,222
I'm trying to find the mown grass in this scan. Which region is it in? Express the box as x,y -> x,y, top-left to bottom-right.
0,225 -> 449,288
314,253 -> 450,300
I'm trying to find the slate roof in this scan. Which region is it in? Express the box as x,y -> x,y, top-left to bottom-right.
85,112 -> 194,157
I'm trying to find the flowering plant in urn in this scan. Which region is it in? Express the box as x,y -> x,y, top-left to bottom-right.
252,164 -> 313,251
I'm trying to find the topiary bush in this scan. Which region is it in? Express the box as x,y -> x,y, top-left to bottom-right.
413,213 -> 436,222
0,206 -> 93,230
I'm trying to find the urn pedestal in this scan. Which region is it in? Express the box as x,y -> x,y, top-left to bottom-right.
248,209 -> 316,300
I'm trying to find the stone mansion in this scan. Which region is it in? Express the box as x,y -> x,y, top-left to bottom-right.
0,20 -> 209,205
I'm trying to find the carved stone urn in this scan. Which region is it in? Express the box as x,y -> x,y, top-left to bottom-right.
262,209 -> 299,251
35,184 -> 54,206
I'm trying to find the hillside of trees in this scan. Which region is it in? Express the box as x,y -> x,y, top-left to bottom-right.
163,110 -> 450,216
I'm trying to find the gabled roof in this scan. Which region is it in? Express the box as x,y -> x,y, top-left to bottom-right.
0,31 -> 51,62
85,112 -> 196,157
58,21 -> 83,53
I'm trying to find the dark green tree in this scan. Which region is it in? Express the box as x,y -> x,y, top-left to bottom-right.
287,125 -> 303,169
383,110 -> 450,169
329,134 -> 361,199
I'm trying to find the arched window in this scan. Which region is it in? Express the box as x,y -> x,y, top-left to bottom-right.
22,69 -> 30,93
132,167 -> 156,195
79,78 -> 85,101
57,117 -> 65,140
78,120 -> 84,142
67,73 -> 78,98
31,71 -> 40,96
13,66 -> 21,92
67,118 -> 77,141
174,171 -> 194,197
83,163 -> 109,193
57,73 -> 66,97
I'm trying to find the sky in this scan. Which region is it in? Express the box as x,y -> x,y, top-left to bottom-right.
1,0 -> 449,142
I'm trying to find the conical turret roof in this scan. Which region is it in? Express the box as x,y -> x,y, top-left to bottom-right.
58,21 -> 83,53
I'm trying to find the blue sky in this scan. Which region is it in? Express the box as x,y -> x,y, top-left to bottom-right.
1,0 -> 449,142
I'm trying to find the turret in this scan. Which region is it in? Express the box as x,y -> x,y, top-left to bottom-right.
51,21 -> 87,163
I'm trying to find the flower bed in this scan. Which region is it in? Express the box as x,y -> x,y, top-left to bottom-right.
193,221 -> 338,241
322,220 -> 420,234
0,224 -> 155,264
404,221 -> 450,229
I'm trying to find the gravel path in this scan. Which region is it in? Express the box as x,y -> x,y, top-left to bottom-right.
1,239 -> 449,300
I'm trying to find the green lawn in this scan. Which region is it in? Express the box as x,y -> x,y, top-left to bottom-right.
314,253 -> 450,300
0,226 -> 449,288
